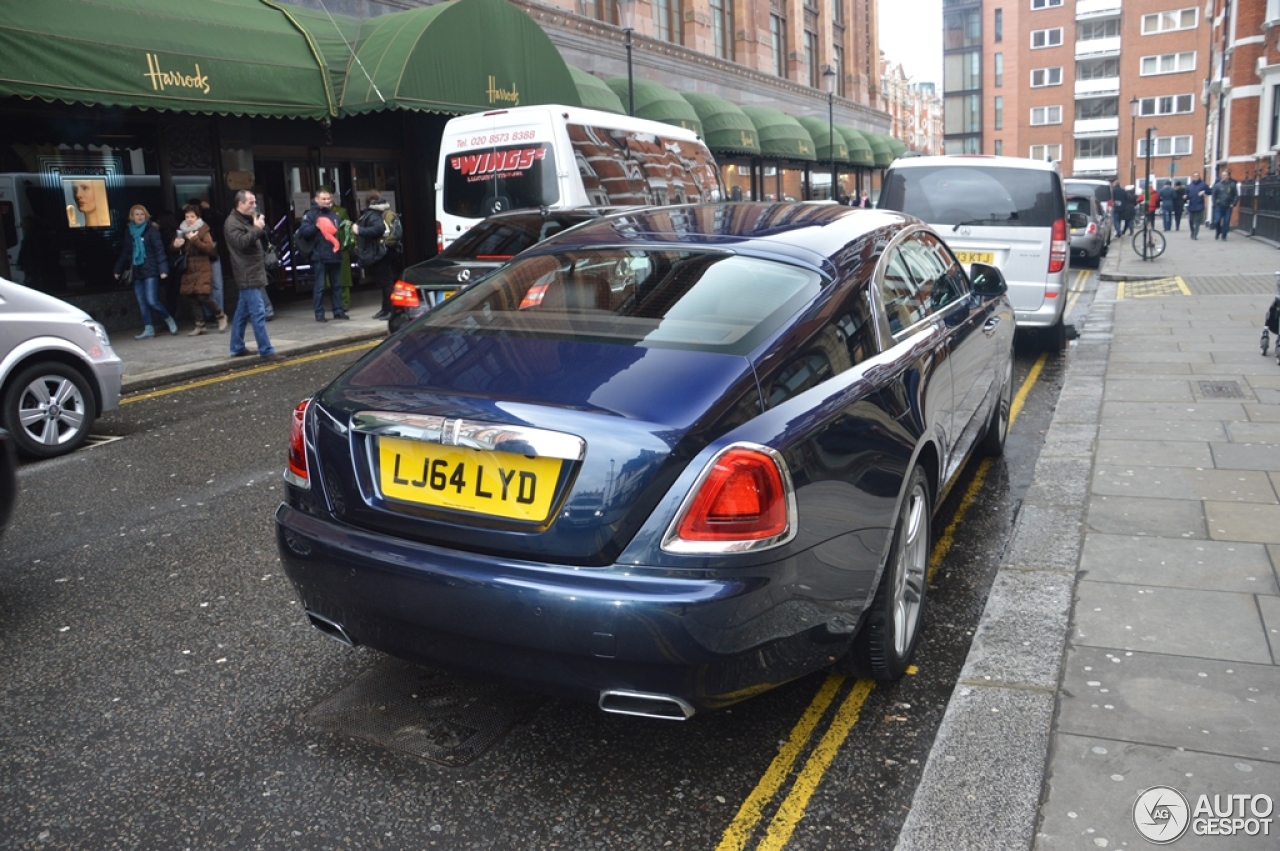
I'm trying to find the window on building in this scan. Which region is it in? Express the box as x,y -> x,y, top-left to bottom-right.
1031,105 -> 1062,125
1076,137 -> 1117,158
994,8 -> 1003,42
945,136 -> 982,154
1137,135 -> 1193,156
994,139 -> 1004,155
1137,94 -> 1195,116
945,8 -> 983,49
1030,144 -> 1062,161
771,14 -> 786,77
1031,28 -> 1063,49
1077,58 -> 1120,80
805,30 -> 818,86
1272,83 -> 1280,148
994,96 -> 1003,129
655,0 -> 686,43
1140,52 -> 1196,75
832,0 -> 843,23
944,94 -> 982,134
1078,18 -> 1120,40
1031,67 -> 1063,87
1075,97 -> 1118,119
833,46 -> 845,97
1031,0 -> 1063,8
994,53 -> 1003,87
944,50 -> 982,92
1141,8 -> 1198,34
710,0 -> 733,60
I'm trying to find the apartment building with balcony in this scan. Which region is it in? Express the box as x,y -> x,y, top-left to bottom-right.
944,0 -> 1216,187
1207,0 -> 1280,176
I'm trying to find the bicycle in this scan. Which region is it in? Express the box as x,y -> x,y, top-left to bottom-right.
1131,218 -> 1166,260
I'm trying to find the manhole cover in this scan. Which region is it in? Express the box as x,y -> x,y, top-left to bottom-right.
1198,380 -> 1245,398
303,659 -> 546,766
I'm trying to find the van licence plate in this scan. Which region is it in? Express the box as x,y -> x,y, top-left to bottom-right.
378,437 -> 562,522
954,251 -> 995,265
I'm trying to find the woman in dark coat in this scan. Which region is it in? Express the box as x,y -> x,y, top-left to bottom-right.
113,204 -> 175,339
172,203 -> 226,335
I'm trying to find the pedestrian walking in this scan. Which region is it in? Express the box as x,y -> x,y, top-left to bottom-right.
188,197 -> 226,315
1172,182 -> 1186,230
1185,172 -> 1209,239
296,187 -> 350,322
1211,167 -> 1239,240
354,191 -> 401,321
1110,178 -> 1125,236
224,190 -> 284,362
1158,182 -> 1176,231
1120,185 -> 1136,235
172,204 -> 227,336
860,190 -> 872,208
113,204 -> 177,340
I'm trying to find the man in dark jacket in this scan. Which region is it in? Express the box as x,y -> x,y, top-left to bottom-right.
1211,167 -> 1239,240
224,190 -> 283,361
1110,179 -> 1125,237
354,191 -> 400,320
1119,185 -> 1136,235
1158,182 -> 1176,231
296,187 -> 350,322
1185,172 -> 1210,239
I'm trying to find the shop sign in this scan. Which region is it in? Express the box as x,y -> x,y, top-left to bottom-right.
144,53 -> 211,95
450,147 -> 546,183
486,76 -> 519,107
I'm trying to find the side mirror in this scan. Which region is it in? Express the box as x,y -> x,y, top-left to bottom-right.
970,262 -> 1008,298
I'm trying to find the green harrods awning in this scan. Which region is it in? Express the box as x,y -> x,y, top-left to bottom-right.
568,67 -> 625,114
882,136 -> 909,158
606,78 -> 703,135
0,0 -> 339,117
679,92 -> 759,156
794,116 -> 849,165
740,105 -> 816,162
864,133 -> 895,168
836,126 -> 876,168
338,0 -> 580,115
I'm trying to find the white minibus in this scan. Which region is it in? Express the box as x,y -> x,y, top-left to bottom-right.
436,105 -> 722,248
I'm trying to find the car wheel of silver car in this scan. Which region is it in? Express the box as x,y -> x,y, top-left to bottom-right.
845,466 -> 931,681
979,356 -> 1013,457
3,362 -> 95,459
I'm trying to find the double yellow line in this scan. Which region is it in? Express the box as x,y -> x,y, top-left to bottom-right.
716,351 -> 1049,851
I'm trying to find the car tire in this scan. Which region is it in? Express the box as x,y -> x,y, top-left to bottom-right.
842,466 -> 931,681
3,362 -> 95,459
979,356 -> 1013,457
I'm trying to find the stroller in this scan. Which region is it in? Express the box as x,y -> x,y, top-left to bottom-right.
1263,271 -> 1280,365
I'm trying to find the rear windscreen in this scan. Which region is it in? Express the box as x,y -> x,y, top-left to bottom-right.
880,165 -> 1065,228
444,215 -> 583,260
443,143 -> 560,218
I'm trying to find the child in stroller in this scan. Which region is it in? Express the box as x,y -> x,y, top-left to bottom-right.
1262,271 -> 1280,365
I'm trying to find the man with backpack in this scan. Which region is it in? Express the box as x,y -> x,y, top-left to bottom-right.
295,187 -> 350,322
354,191 -> 402,321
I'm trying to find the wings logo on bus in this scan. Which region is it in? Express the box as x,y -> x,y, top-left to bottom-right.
450,147 -> 547,181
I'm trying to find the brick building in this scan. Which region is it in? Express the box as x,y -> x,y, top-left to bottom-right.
1208,0 -> 1280,177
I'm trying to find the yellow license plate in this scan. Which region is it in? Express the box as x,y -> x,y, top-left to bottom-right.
955,251 -> 995,265
378,437 -> 562,522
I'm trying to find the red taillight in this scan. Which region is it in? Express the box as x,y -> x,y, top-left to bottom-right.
390,280 -> 420,308
1087,222 -> 1097,235
286,399 -> 310,488
1050,218 -> 1067,273
675,447 -> 789,544
436,220 -> 443,253
519,282 -> 549,309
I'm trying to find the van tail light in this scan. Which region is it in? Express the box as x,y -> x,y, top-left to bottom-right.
1087,222 -> 1097,235
663,445 -> 796,553
436,221 -> 443,253
1049,218 -> 1068,273
285,399 -> 311,489
390,280 -> 420,308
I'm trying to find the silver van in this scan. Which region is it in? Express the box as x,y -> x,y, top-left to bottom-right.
878,155 -> 1069,350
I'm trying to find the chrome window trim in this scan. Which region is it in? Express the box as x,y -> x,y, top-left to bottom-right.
660,441 -> 798,555
351,412 -> 586,461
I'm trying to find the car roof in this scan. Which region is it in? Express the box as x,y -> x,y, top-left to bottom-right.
886,154 -> 1061,173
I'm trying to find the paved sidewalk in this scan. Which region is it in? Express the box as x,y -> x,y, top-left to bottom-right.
899,228 -> 1280,849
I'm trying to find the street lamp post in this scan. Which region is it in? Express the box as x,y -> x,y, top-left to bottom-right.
1129,96 -> 1139,187
823,66 -> 837,201
617,0 -> 637,117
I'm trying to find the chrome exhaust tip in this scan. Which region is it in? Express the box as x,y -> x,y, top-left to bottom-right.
305,610 -> 356,647
598,689 -> 695,720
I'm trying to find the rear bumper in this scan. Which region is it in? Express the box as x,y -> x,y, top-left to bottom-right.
275,503 -> 847,713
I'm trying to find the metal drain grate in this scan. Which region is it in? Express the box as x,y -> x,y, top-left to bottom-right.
303,659 -> 546,766
1198,380 -> 1245,399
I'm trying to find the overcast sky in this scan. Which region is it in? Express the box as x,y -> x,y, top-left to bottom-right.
878,0 -> 943,86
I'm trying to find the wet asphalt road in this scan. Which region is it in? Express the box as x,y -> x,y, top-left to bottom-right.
0,276 -> 1091,851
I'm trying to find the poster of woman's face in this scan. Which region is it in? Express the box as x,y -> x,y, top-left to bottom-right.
63,178 -> 111,228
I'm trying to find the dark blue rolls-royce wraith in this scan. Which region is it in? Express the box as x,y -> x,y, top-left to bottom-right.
276,202 -> 1015,719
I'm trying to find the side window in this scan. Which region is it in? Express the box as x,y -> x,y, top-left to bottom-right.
880,249 -> 927,334
916,232 -> 968,310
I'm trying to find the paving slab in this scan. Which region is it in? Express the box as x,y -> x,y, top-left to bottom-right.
1204,501 -> 1280,544
1004,504 -> 1086,572
1025,457 -> 1092,507
1102,379 -> 1195,403
1092,466 -> 1277,502
1056,647 -> 1280,760
1094,439 -> 1214,468
1072,582 -> 1272,664
1101,401 -> 1249,421
1079,534 -> 1278,594
1210,442 -> 1280,470
1097,418 -> 1228,441
1037,735 -> 1280,851
1039,423 -> 1098,459
958,569 -> 1075,690
1086,494 -> 1206,538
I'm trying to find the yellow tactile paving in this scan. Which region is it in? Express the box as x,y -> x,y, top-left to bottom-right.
1116,276 -> 1191,299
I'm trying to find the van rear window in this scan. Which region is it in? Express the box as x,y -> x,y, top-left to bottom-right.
443,143 -> 560,218
880,165 -> 1064,228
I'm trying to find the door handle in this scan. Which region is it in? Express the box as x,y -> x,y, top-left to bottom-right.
983,315 -> 1001,334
